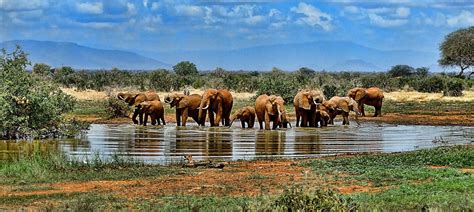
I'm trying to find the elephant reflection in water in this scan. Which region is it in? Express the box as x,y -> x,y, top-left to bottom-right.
172,128 -> 232,159
128,128 -> 164,155
255,131 -> 286,156
0,140 -> 62,160
293,134 -> 322,156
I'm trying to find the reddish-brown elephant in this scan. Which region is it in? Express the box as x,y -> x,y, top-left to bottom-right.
347,87 -> 384,117
229,106 -> 256,128
137,100 -> 165,126
117,91 -> 160,124
255,94 -> 290,130
198,89 -> 233,127
293,89 -> 325,127
164,93 -> 206,126
322,96 -> 359,125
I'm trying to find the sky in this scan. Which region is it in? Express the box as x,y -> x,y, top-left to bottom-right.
1,0 -> 474,53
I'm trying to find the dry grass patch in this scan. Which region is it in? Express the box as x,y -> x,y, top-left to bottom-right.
384,90 -> 474,102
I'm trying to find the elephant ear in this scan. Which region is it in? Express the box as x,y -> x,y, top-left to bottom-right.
176,97 -> 188,109
355,89 -> 367,102
298,92 -> 311,110
348,98 -> 359,113
266,102 -> 275,116
337,98 -> 350,113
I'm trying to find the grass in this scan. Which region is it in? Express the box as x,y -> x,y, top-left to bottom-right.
382,99 -> 474,115
0,151 -> 192,185
302,145 -> 474,210
1,145 -> 472,210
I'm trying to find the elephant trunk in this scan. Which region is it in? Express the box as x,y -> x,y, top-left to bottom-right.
198,97 -> 209,121
164,96 -> 172,104
228,115 -> 237,127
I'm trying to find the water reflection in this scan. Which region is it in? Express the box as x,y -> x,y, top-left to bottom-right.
1,123 -> 472,164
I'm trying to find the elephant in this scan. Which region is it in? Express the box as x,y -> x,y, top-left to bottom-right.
347,87 -> 384,117
255,94 -> 290,130
164,93 -> 206,126
117,91 -> 160,124
229,106 -> 256,128
136,100 -> 165,126
293,89 -> 325,127
323,96 -> 359,125
314,104 -> 330,127
198,89 -> 233,127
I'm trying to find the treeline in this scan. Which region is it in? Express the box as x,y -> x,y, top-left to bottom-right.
32,62 -> 472,102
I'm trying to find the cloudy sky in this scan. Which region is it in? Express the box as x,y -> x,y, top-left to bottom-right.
1,0 -> 473,53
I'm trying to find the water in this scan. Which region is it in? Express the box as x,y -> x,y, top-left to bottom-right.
1,123 -> 472,164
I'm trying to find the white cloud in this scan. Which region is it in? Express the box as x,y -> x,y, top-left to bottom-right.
175,4 -> 207,17
344,6 -> 360,14
447,10 -> 474,27
76,2 -> 103,14
127,3 -> 137,16
268,8 -> 281,17
290,2 -> 332,31
0,0 -> 46,11
151,2 -> 161,11
244,15 -> 265,25
395,7 -> 410,18
368,13 -> 408,27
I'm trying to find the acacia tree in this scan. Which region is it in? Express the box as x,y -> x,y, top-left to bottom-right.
439,26 -> 474,78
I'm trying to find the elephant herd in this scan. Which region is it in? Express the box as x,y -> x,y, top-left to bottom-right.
117,87 -> 384,130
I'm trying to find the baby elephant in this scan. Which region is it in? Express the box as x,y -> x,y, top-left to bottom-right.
229,106 -> 256,128
137,100 -> 166,126
315,104 -> 331,127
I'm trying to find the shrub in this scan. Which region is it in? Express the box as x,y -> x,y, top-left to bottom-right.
105,96 -> 130,119
416,75 -> 444,93
388,65 -> 415,77
273,186 -> 357,211
0,47 -> 83,139
443,78 -> 464,96
256,68 -> 298,102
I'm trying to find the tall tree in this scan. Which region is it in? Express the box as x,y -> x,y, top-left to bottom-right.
438,26 -> 474,78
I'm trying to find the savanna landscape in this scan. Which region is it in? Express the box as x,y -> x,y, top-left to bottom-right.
1,1 -> 474,211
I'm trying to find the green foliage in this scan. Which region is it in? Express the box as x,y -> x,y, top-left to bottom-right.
415,75 -> 445,93
105,96 -> 130,119
388,64 -> 415,77
439,26 -> 474,77
0,47 -> 82,139
32,63 -> 52,79
256,68 -> 298,102
273,186 -> 357,211
443,77 -> 464,97
173,61 -> 198,86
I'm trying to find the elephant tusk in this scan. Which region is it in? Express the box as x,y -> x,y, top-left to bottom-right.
117,96 -> 124,100
201,104 -> 209,110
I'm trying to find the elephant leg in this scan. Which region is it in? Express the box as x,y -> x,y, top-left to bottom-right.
151,114 -> 157,125
241,120 -> 245,128
360,104 -> 365,117
264,113 -> 271,130
209,111 -> 215,127
295,112 -> 300,127
301,112 -> 308,127
182,109 -> 188,126
143,114 -> 148,126
176,110 -> 181,126
132,107 -> 140,124
375,105 -> 382,117
215,108 -> 223,127
161,115 -> 166,125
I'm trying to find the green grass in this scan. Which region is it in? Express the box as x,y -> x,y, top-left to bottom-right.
382,99 -> 474,115
0,151 -> 192,185
72,100 -> 108,117
302,145 -> 474,210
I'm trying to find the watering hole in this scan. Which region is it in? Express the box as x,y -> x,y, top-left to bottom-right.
1,123 -> 473,164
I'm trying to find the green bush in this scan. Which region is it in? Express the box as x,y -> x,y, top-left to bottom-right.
0,47 -> 84,139
105,96 -> 131,119
443,78 -> 464,96
256,68 -> 298,102
273,186 -> 357,211
416,75 -> 444,93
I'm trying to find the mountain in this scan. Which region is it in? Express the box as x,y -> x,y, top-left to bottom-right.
0,40 -> 169,70
150,41 -> 439,71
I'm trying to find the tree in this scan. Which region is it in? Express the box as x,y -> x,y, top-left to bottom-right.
0,47 -> 77,139
173,61 -> 198,76
439,26 -> 474,77
415,67 -> 429,77
388,65 -> 414,77
32,63 -> 52,79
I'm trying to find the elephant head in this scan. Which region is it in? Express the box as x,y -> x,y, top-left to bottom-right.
164,93 -> 188,109
335,97 -> 360,115
297,90 -> 325,110
268,95 -> 288,127
198,89 -> 219,120
229,107 -> 249,126
347,88 -> 367,102
117,92 -> 139,106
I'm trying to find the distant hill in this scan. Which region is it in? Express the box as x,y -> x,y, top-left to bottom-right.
0,40 -> 169,70
151,41 -> 439,71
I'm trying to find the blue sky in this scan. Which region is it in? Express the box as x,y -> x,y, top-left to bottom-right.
1,0 -> 473,53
